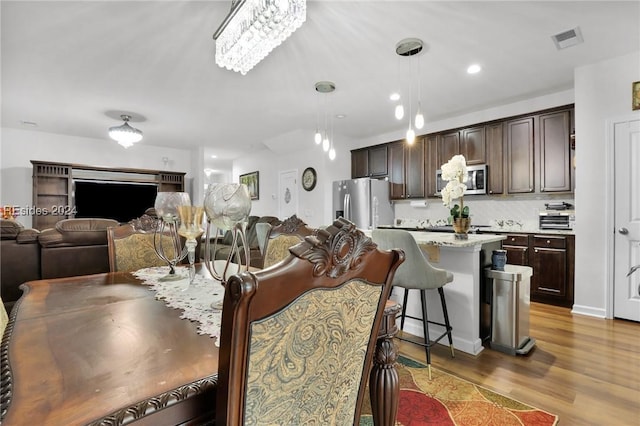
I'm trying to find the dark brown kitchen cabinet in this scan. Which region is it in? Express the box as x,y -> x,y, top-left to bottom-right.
351,145 -> 388,178
502,234 -> 529,266
505,117 -> 534,193
425,134 -> 439,197
460,126 -> 486,165
539,110 -> 571,192
405,138 -> 425,199
387,140 -> 405,199
485,122 -> 504,195
530,234 -> 574,307
438,131 -> 460,167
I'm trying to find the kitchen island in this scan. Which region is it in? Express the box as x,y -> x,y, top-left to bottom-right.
365,230 -> 506,355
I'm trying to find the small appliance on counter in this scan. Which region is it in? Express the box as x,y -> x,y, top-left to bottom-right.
539,210 -> 575,230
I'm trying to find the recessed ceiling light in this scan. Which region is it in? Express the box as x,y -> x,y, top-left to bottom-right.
210,154 -> 218,159
335,114 -> 346,119
389,93 -> 400,101
467,64 -> 482,74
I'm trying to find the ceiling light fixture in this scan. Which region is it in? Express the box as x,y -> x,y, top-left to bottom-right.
313,81 -> 337,161
395,38 -> 424,145
212,0 -> 307,75
467,64 -> 482,74
108,114 -> 143,148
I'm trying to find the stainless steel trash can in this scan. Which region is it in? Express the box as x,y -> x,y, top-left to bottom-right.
485,265 -> 536,355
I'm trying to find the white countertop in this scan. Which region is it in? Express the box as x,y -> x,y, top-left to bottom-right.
362,229 -> 506,248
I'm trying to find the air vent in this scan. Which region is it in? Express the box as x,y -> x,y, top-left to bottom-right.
552,26 -> 584,50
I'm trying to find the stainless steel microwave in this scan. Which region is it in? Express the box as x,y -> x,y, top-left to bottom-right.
436,164 -> 487,195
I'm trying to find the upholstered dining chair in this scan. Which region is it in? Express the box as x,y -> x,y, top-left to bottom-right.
261,214 -> 316,269
107,215 -> 179,272
216,218 -> 404,425
372,228 -> 455,379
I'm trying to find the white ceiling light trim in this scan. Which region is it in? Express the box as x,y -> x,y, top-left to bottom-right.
108,114 -> 143,148
213,0 -> 307,75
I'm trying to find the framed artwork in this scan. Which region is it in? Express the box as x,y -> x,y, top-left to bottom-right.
240,171 -> 259,200
633,81 -> 640,111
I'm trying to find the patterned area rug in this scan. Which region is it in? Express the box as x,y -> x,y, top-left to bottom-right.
360,356 -> 559,426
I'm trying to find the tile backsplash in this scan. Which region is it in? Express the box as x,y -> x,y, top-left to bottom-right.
393,197 -> 575,232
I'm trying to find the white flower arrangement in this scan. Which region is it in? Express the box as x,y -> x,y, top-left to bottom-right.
440,154 -> 469,219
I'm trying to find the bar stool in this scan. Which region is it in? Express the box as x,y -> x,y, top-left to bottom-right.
372,229 -> 455,379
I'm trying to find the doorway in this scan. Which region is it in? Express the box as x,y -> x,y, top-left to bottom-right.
612,117 -> 640,321
278,169 -> 298,220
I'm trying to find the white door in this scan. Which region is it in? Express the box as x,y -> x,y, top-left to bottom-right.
278,170 -> 298,220
613,118 -> 640,321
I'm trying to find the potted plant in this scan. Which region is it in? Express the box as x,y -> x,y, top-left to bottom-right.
440,154 -> 470,238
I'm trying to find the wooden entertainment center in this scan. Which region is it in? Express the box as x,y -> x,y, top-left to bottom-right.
31,161 -> 185,230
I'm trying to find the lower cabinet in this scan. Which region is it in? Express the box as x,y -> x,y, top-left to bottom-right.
500,232 -> 574,307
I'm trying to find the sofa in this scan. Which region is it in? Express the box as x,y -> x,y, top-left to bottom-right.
1,218 -> 118,312
205,215 -> 282,268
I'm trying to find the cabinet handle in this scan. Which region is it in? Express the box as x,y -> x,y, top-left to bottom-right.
547,240 -> 551,244
535,249 -> 538,253
511,238 -> 516,242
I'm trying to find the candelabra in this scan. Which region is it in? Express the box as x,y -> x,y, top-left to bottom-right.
203,183 -> 252,286
153,192 -> 190,281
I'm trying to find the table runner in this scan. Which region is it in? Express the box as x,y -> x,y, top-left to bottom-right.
133,266 -> 226,346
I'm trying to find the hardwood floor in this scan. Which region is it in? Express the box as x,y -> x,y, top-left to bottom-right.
396,302 -> 640,425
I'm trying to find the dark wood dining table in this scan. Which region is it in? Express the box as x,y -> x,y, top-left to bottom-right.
0,266 -> 400,425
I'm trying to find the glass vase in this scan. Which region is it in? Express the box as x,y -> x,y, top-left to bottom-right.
452,217 -> 471,240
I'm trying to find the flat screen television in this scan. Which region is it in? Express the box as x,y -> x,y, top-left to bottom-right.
73,180 -> 158,223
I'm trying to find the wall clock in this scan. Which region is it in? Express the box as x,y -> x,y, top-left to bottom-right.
302,167 -> 317,191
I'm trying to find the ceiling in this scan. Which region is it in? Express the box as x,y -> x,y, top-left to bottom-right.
2,1 -> 639,172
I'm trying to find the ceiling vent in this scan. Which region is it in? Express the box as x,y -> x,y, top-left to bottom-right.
552,26 -> 584,50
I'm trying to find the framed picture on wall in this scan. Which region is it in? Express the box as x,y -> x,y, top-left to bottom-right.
633,81 -> 640,111
240,171 -> 259,200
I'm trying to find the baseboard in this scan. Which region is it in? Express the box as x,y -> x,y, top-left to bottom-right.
571,304 -> 606,318
399,321 -> 484,356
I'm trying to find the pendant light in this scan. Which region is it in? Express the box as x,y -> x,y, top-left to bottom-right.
395,38 -> 424,145
313,81 -> 337,160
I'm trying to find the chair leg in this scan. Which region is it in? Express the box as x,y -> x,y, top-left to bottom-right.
438,287 -> 455,358
420,289 -> 432,380
400,288 -> 409,331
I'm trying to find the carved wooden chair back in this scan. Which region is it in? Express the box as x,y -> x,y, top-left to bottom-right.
216,218 -> 404,425
261,214 -> 316,269
106,214 -> 178,272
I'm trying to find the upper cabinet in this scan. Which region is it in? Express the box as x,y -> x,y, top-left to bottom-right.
505,117 -> 535,194
387,138 -> 426,200
351,145 -> 388,178
485,122 -> 504,195
539,110 -> 571,193
460,126 -> 486,165
350,105 -> 574,199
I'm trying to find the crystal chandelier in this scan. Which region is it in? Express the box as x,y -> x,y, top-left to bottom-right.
108,114 -> 143,148
213,0 -> 307,75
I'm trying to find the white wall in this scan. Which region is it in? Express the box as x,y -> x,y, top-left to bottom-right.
232,135 -> 354,228
0,127 -> 194,227
573,51 -> 640,318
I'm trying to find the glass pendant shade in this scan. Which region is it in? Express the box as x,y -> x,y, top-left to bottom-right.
109,115 -> 143,148
406,127 -> 416,145
328,147 -> 336,160
214,0 -> 307,75
314,131 -> 322,144
394,104 -> 404,120
322,137 -> 330,152
415,103 -> 424,129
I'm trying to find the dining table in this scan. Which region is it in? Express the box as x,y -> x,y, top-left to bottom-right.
0,264 -> 401,425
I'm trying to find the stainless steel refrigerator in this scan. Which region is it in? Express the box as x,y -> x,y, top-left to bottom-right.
332,178 -> 394,230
